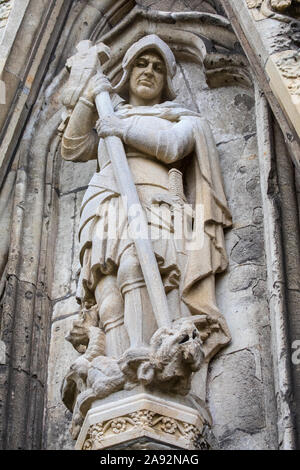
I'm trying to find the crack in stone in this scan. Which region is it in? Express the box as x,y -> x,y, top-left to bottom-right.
7,273 -> 37,291
12,367 -> 44,389
178,62 -> 201,114
216,136 -> 241,146
3,274 -> 52,304
52,311 -> 79,324
52,293 -> 76,305
58,186 -> 88,197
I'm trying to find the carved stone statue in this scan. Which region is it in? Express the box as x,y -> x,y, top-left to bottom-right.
247,0 -> 300,19
247,0 -> 300,10
272,0 -> 300,10
60,34 -> 232,448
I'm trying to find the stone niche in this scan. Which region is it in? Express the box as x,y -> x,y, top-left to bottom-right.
42,1 -> 278,450
0,0 -> 288,451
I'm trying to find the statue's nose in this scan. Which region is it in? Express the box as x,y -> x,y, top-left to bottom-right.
144,63 -> 154,75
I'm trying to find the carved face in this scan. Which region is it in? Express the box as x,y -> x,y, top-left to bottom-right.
129,51 -> 166,103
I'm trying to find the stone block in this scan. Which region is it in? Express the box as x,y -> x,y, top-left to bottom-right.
136,0 -> 219,13
46,315 -> 79,406
51,193 -> 76,300
52,295 -> 79,321
208,348 -> 266,441
230,225 -> 265,264
59,158 -> 96,195
0,68 -> 20,127
45,314 -> 80,449
45,404 -> 75,450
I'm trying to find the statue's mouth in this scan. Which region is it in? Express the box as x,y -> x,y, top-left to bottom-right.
139,79 -> 153,87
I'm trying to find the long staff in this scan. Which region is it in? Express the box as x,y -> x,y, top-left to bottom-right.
94,47 -> 171,330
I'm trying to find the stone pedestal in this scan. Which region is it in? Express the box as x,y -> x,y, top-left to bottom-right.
75,393 -> 206,450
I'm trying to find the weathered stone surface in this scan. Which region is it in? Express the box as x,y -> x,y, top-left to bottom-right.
110,437 -> 181,450
0,273 -> 52,449
267,50 -> 300,136
231,226 -> 265,264
218,428 -> 277,450
59,158 -> 96,195
52,295 -> 79,321
51,193 -> 77,300
228,264 -> 266,292
273,121 -> 300,445
0,341 -> 5,365
45,316 -> 79,450
221,0 -> 300,167
45,404 -> 74,450
136,0 -> 224,14
208,349 -> 266,438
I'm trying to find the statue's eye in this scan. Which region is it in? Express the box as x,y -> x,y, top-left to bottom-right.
153,63 -> 164,74
179,334 -> 190,344
193,330 -> 198,339
135,59 -> 148,68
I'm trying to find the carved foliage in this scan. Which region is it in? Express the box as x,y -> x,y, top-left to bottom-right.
246,0 -> 300,20
0,0 -> 12,31
274,50 -> 300,95
82,410 -> 203,450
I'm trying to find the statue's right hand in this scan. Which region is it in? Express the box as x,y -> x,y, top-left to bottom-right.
83,73 -> 112,103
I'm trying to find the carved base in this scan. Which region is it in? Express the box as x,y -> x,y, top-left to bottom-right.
75,393 -> 206,450
107,437 -> 183,450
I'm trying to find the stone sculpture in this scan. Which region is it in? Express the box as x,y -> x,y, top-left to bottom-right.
248,0 -> 300,10
247,0 -> 300,19
60,34 -> 232,449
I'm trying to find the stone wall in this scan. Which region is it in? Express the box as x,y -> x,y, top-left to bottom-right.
221,0 -> 300,167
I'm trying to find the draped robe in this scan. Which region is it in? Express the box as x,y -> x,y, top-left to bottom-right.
61,100 -> 232,357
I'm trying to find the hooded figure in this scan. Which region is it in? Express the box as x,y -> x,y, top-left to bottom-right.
61,34 -> 232,366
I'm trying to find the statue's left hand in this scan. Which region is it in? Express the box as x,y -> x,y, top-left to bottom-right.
96,115 -> 129,139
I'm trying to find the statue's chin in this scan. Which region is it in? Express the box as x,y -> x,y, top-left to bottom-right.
134,85 -> 160,102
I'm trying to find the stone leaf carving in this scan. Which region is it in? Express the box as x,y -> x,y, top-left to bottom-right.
0,0 -> 12,31
270,0 -> 300,11
246,0 -> 300,20
82,410 -> 203,450
273,50 -> 300,95
246,0 -> 263,7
